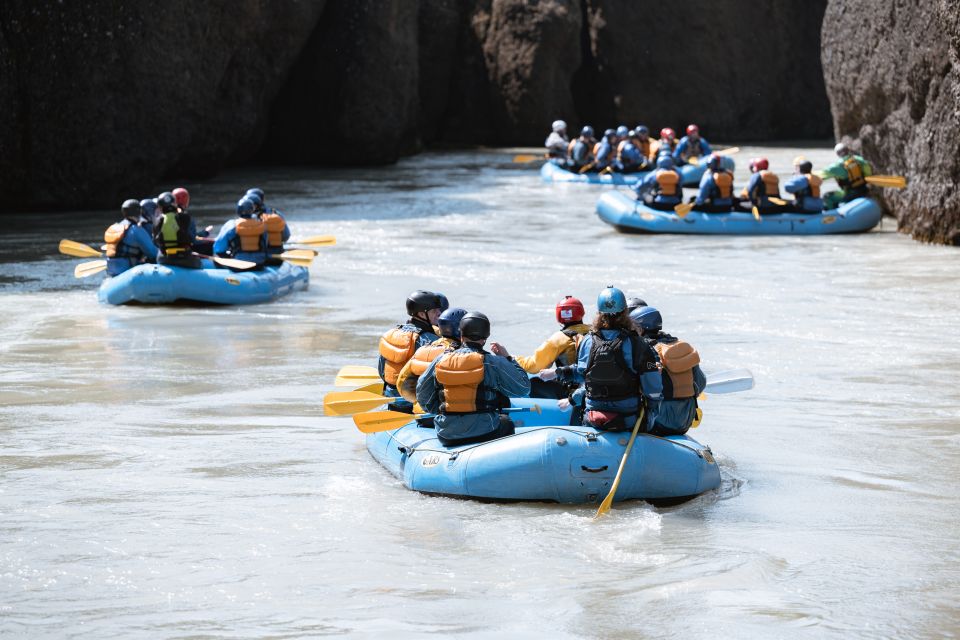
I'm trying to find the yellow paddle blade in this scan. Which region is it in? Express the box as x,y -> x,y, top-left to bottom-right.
768,197 -> 788,206
688,156 -> 700,166
59,239 -> 103,258
353,382 -> 384,395
752,206 -> 761,221
674,202 -> 695,218
578,162 -> 596,174
74,259 -> 107,278
716,146 -> 740,156
334,365 -> 380,387
323,390 -> 389,416
280,257 -> 313,268
296,235 -> 337,246
866,175 -> 906,189
212,256 -> 258,270
513,154 -> 542,163
594,414 -> 644,519
354,410 -> 419,434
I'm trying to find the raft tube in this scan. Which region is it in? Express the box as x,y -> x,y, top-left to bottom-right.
97,261 -> 309,305
540,156 -> 733,187
365,398 -> 720,504
677,155 -> 735,186
596,191 -> 883,235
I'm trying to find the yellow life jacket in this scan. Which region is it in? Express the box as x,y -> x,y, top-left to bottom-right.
805,173 -> 822,198
713,171 -> 734,199
843,156 -> 866,189
655,340 -> 700,399
656,169 -> 680,196
556,324 -> 589,367
759,170 -> 780,198
235,217 -> 265,252
435,351 -> 491,414
261,213 -> 285,249
103,220 -> 130,258
378,326 -> 420,385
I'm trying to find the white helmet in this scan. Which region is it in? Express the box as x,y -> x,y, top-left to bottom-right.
834,142 -> 851,157
552,119 -> 567,133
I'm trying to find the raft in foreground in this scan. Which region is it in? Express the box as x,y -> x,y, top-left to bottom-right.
98,261 -> 309,305
596,191 -> 883,235
365,398 -> 720,504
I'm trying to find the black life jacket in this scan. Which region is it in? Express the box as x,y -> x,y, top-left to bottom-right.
585,330 -> 641,401
154,212 -> 193,255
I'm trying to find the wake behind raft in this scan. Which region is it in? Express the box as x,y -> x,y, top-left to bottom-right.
365,398 -> 720,504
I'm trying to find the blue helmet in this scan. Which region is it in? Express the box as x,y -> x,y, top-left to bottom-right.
237,197 -> 256,218
616,125 -> 629,138
636,125 -> 649,136
629,306 -> 662,333
581,125 -> 595,138
597,286 -> 626,315
705,153 -> 722,171
245,191 -> 264,212
603,128 -> 615,139
246,188 -> 265,201
139,198 -> 158,218
656,155 -> 675,170
437,307 -> 468,339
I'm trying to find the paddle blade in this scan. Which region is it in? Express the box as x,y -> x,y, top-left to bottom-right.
277,249 -> 317,266
512,154 -> 541,163
353,382 -> 385,395
866,175 -> 906,189
704,369 -> 754,394
768,197 -> 788,206
717,146 -> 740,156
688,156 -> 700,166
752,206 -> 761,221
334,365 -> 381,387
674,202 -> 695,218
74,260 -> 107,278
578,162 -> 595,174
593,414 -> 644,520
59,239 -> 103,258
354,410 -> 418,433
212,256 -> 258,270
295,235 -> 337,247
323,390 -> 388,416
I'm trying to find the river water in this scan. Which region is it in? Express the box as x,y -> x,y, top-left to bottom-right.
1,145 -> 958,638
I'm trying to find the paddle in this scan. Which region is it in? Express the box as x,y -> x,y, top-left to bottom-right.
578,162 -> 596,174
293,235 -> 337,247
275,248 -> 316,267
865,175 -> 906,189
74,260 -> 107,278
768,197 -> 789,206
352,382 -> 384,395
59,239 -> 103,258
595,409 -> 645,519
354,404 -> 542,434
704,369 -> 754,394
674,202 -> 696,218
324,390 -> 389,416
716,146 -> 740,156
335,365 -> 381,387
751,205 -> 761,221
687,156 -> 700,166
212,255 -> 258,270
513,154 -> 543,163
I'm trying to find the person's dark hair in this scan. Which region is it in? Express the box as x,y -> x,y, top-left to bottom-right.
592,310 -> 634,332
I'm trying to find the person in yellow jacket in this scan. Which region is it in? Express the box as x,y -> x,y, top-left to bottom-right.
517,296 -> 590,399
396,308 -> 466,405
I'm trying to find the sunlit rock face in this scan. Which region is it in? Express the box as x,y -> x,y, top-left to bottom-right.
822,0 -> 960,245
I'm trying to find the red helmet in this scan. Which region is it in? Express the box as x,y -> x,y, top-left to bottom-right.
172,187 -> 190,209
555,295 -> 585,324
749,157 -> 769,171
660,127 -> 675,140
686,124 -> 699,135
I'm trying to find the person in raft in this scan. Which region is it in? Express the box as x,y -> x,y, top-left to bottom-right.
538,286 -> 662,433
213,197 -> 269,267
635,155 -> 683,211
544,120 -> 569,163
417,311 -> 531,446
243,188 -> 290,260
103,199 -> 159,276
783,156 -> 825,213
396,307 -> 467,406
517,296 -> 590,401
673,124 -> 712,166
820,142 -> 873,208
740,157 -> 782,214
631,306 -> 706,436
694,153 -> 737,212
377,290 -> 448,413
592,129 -> 618,172
153,191 -> 202,268
567,126 -> 597,172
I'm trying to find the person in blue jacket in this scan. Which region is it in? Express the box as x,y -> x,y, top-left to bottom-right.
538,286 -> 662,433
694,153 -> 736,212
739,157 -> 782,214
635,155 -> 683,210
245,187 -> 291,256
673,124 -> 712,166
568,126 -> 596,171
417,311 -> 531,446
631,306 -> 706,436
103,199 -> 160,276
593,129 -> 617,172
213,198 -> 269,265
613,130 -> 647,173
783,156 -> 825,213
138,198 -> 159,230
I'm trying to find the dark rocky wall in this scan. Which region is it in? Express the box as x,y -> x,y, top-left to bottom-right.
822,0 -> 960,245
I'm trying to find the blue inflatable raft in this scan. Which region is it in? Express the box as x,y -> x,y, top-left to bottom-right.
596,191 -> 883,235
98,261 -> 309,305
365,398 -> 720,504
540,156 -> 733,187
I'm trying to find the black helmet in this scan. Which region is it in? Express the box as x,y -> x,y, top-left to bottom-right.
406,290 -> 447,316
626,296 -> 647,312
460,311 -> 491,341
121,199 -> 141,219
157,191 -> 177,213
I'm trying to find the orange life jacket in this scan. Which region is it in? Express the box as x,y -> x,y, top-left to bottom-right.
103,220 -> 131,258
713,171 -> 734,199
435,351 -> 495,414
235,217 -> 265,252
261,213 -> 285,249
378,326 -> 420,385
637,138 -> 652,159
656,170 -> 680,196
655,340 -> 700,399
843,157 -> 866,189
759,170 -> 780,198
409,342 -> 448,377
804,173 -> 822,198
